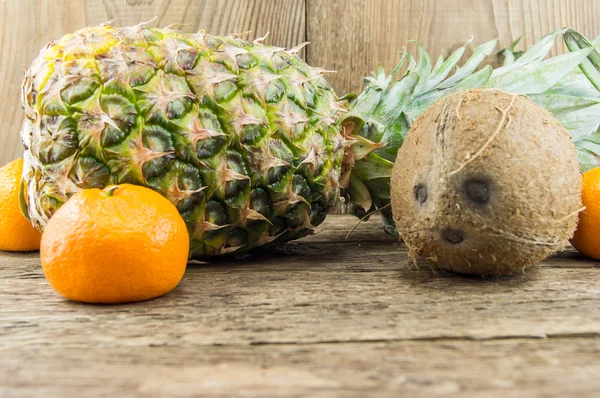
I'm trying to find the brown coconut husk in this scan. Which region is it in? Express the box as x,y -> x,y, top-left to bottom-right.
390,88 -> 582,276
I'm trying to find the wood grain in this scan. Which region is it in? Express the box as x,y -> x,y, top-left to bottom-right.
1,215 -> 600,396
2,237 -> 599,347
2,339 -> 599,397
307,0 -> 600,94
0,0 -> 306,165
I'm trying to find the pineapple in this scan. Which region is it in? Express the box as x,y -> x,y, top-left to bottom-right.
21,23 -> 348,257
20,24 -> 600,257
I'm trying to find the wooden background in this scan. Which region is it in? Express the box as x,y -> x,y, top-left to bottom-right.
1,0 -> 599,187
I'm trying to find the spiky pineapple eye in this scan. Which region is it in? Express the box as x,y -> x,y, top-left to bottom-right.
100,94 -> 137,132
205,200 -> 227,225
269,218 -> 286,235
265,81 -> 285,103
61,78 -> 100,104
292,175 -> 311,198
142,155 -> 175,180
68,157 -> 110,189
214,81 -> 238,103
237,53 -> 258,69
285,202 -> 310,228
268,166 -> 290,185
250,188 -> 271,217
195,136 -> 226,159
38,118 -> 78,164
100,125 -> 127,147
241,124 -> 268,145
166,98 -> 192,119
176,49 -> 199,71
227,227 -> 248,247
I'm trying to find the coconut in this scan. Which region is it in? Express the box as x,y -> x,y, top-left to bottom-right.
390,88 -> 582,276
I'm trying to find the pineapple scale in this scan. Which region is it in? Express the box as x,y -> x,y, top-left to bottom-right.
20,24 -> 347,258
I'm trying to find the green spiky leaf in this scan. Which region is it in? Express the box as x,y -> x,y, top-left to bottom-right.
564,29 -> 600,92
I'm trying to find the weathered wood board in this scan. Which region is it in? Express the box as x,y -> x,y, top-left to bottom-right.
307,0 -> 600,94
1,215 -> 599,396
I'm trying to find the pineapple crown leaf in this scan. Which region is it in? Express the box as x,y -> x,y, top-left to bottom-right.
564,29 -> 600,92
550,29 -> 600,170
495,36 -> 525,67
487,45 -> 598,93
507,35 -> 523,51
391,49 -> 409,79
426,38 -> 472,90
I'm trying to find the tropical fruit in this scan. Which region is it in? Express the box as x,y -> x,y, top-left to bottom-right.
21,23 -> 347,258
342,29 -> 600,234
41,184 -> 189,303
19,24 -> 600,259
571,167 -> 600,260
0,158 -> 42,251
390,89 -> 582,276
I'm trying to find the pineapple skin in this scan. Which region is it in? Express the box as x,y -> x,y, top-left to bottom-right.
21,24 -> 347,258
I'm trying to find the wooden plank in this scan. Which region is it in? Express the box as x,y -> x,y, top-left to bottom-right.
2,339 -> 599,397
0,0 -> 306,166
3,251 -> 599,347
307,0 -> 600,95
1,216 -> 599,349
1,215 -> 599,395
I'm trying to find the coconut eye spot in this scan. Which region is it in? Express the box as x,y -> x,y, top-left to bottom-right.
464,179 -> 490,205
414,184 -> 427,205
442,229 -> 464,245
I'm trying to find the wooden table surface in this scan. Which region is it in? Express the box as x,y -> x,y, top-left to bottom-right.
1,215 -> 599,397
